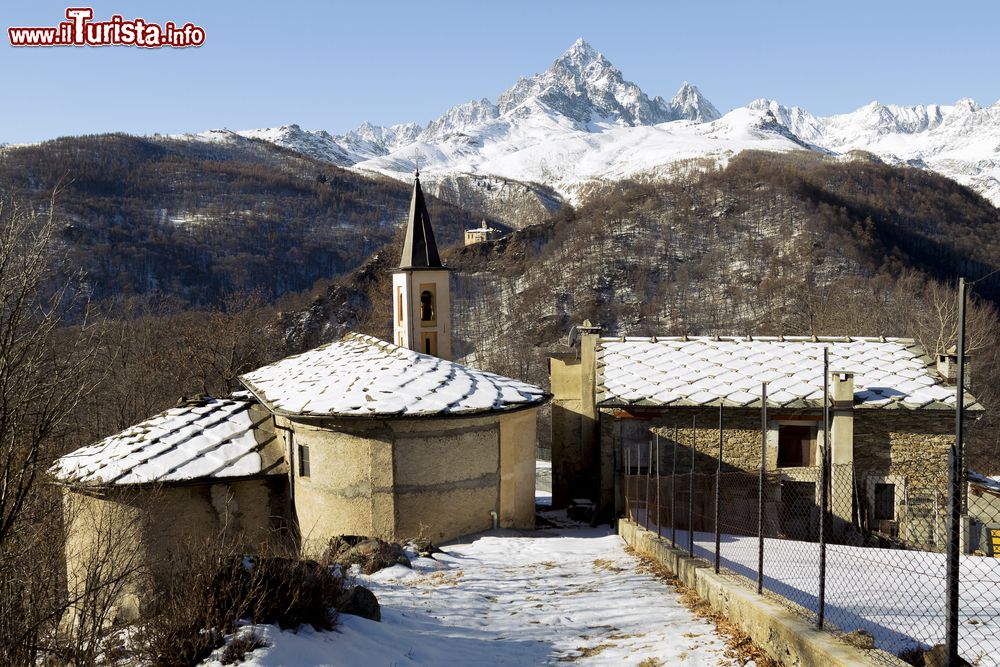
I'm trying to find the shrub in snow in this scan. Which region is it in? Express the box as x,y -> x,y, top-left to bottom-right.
233,557 -> 342,631
137,540 -> 344,667
219,629 -> 267,665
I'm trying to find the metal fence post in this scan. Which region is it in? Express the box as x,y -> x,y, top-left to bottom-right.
946,277 -> 967,665
715,403 -> 723,574
689,415 -> 696,557
818,348 -> 829,630
655,433 -> 661,538
947,445 -> 960,664
671,424 -> 678,548
645,439 -> 652,531
758,382 -> 767,595
625,447 -> 631,522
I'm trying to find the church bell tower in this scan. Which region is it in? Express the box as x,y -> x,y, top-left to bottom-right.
392,170 -> 451,359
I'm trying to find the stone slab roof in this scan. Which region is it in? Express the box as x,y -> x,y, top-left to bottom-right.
240,333 -> 548,418
51,398 -> 277,487
597,336 -> 981,411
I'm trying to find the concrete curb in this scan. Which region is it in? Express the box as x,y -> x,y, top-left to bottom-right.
618,519 -> 907,667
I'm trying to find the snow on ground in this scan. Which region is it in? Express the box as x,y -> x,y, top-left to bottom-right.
536,459 -> 552,507
205,526 -> 742,666
632,513 -> 1000,665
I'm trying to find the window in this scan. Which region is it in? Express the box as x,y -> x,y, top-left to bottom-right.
874,483 -> 895,521
777,424 -> 815,467
419,289 -> 434,322
422,332 -> 437,356
396,287 -> 404,323
298,444 -> 310,477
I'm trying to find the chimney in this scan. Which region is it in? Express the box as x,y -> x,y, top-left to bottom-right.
937,346 -> 969,387
549,319 -> 603,512
578,319 -> 602,399
830,371 -> 855,523
830,372 -> 855,466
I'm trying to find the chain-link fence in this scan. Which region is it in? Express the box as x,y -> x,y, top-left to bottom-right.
621,419 -> 1000,666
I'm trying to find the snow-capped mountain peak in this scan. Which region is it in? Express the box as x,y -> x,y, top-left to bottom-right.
419,98 -> 500,142
556,37 -> 605,72
495,38 -> 676,127
669,81 -> 721,123
209,39 -> 723,173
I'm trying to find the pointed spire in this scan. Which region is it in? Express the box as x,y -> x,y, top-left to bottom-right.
398,172 -> 442,269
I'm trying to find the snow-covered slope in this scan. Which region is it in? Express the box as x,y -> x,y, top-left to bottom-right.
751,98 -> 1000,205
186,38 -> 1000,208
360,105 -> 804,199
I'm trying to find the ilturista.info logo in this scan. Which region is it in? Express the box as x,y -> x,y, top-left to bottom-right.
8,7 -> 205,48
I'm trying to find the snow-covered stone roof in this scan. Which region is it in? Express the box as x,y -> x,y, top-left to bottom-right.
597,336 -> 981,411
52,398 -> 277,486
240,333 -> 548,417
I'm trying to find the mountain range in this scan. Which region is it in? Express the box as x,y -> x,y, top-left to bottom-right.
182,38 -> 1000,208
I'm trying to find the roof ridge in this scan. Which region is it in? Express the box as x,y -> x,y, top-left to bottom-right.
598,335 -> 917,344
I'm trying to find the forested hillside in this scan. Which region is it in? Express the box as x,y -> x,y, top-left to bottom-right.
0,134 -> 489,306
290,151 -> 1000,466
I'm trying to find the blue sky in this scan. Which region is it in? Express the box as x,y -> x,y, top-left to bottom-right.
1,1 -> 998,143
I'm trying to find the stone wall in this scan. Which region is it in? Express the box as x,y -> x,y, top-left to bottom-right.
284,411 -> 535,554
853,410 -> 953,491
604,408 -> 781,475
391,416 -> 500,542
603,408 -> 953,479
499,408 -> 539,529
63,476 -> 289,622
285,417 -> 396,554
600,406 -> 958,519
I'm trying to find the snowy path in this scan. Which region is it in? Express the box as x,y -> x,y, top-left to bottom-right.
213,527 -> 739,666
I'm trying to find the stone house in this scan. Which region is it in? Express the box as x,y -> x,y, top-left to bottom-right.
53,171 -> 548,619
550,326 -> 982,544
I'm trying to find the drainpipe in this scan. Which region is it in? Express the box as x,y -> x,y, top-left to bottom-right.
489,510 -> 498,530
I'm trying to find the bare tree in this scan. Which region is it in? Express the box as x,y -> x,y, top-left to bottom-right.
60,489 -> 148,665
0,191 -> 103,664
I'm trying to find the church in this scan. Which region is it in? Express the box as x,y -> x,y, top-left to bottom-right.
53,171 -> 548,615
